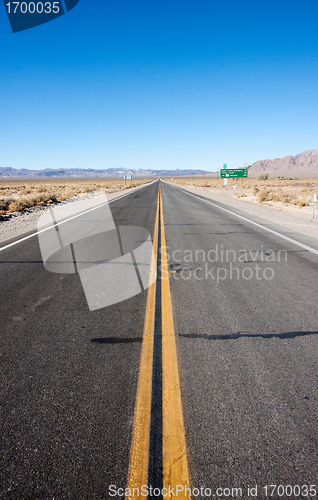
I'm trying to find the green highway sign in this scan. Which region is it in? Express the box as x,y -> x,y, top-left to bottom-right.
220,168 -> 248,178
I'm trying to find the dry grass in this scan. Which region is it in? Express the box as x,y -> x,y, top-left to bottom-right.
0,178 -> 150,220
255,187 -> 312,206
168,177 -> 318,209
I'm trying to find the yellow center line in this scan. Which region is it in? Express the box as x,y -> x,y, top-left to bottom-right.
127,192 -> 159,499
127,183 -> 191,499
159,186 -> 191,500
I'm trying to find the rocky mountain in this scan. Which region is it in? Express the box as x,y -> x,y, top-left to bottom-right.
295,149 -> 318,158
248,149 -> 318,177
0,167 -> 210,179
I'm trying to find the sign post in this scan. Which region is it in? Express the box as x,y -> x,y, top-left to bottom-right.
222,164 -> 227,186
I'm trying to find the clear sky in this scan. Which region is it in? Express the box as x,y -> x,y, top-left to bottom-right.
1,0 -> 318,172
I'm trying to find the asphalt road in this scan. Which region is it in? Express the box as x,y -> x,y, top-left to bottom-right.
1,180 -> 318,499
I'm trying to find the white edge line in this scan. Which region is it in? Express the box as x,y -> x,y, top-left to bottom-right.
163,181 -> 318,257
0,181 -> 157,253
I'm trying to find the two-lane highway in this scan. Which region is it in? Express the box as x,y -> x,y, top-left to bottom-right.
1,180 -> 318,499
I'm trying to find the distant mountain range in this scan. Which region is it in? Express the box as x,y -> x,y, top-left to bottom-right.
1,149 -> 318,178
248,149 -> 318,177
0,166 -> 210,179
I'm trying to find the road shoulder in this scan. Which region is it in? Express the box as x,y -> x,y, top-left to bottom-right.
172,183 -> 318,242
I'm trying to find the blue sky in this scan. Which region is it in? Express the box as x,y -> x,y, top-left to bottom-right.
1,0 -> 318,172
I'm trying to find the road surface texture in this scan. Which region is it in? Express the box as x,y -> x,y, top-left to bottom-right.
1,180 -> 318,499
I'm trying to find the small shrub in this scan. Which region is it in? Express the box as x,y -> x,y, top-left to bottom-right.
257,189 -> 270,202
48,195 -> 59,203
8,201 -> 24,212
278,176 -> 299,180
20,197 -> 33,208
257,174 -> 269,180
297,200 -> 308,207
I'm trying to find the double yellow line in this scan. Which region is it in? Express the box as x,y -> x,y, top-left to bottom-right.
127,185 -> 191,499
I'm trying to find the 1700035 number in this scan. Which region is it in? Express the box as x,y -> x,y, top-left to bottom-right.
263,484 -> 317,497
5,2 -> 60,14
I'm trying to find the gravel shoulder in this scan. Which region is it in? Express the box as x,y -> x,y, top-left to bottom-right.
0,184 -> 148,244
174,183 -> 318,241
